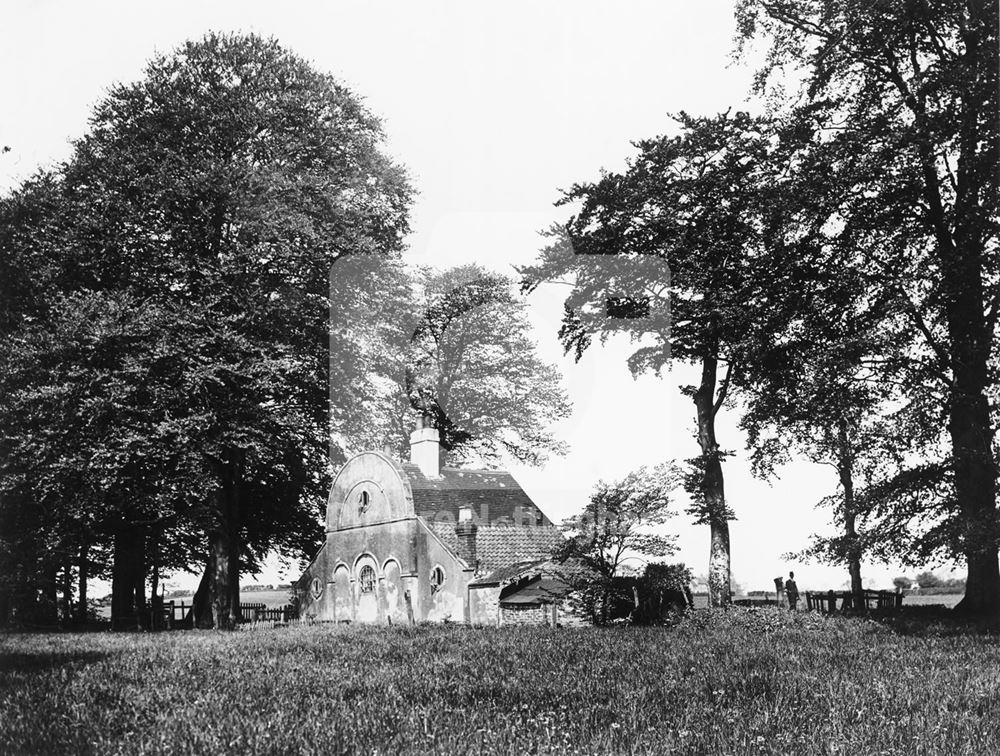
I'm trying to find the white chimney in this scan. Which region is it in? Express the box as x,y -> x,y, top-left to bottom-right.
409,424 -> 441,478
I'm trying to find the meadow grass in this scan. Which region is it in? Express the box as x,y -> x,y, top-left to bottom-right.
1,609 -> 998,755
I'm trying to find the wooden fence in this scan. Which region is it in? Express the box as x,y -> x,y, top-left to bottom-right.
805,589 -> 903,613
154,600 -> 298,629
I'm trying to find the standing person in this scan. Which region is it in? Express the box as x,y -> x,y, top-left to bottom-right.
785,571 -> 799,610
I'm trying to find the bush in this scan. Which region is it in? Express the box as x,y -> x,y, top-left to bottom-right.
916,571 -> 944,588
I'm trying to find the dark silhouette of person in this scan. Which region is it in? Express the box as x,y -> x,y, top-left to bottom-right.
785,571 -> 799,610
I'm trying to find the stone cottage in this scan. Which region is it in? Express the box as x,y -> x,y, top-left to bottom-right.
294,424 -> 572,626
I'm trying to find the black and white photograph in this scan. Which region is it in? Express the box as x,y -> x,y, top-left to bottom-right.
1,1 -> 998,753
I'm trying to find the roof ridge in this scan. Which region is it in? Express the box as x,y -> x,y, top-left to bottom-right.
402,462 -> 515,476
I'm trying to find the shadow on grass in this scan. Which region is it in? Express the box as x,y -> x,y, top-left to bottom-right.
837,605 -> 1000,637
0,650 -> 110,675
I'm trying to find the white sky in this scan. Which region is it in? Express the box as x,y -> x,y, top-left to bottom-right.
1,1 -> 936,593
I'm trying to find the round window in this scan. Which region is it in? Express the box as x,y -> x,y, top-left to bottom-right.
358,564 -> 376,594
430,566 -> 445,593
311,577 -> 323,599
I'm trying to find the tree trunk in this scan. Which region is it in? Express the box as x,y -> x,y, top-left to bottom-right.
111,527 -> 144,630
949,380 -> 1000,614
149,532 -> 160,630
708,519 -> 731,608
133,530 -> 146,630
77,543 -> 89,624
190,553 -> 215,628
940,234 -> 999,615
40,564 -> 58,624
60,558 -> 73,626
209,454 -> 242,630
836,418 -> 864,607
210,526 -> 238,630
693,344 -> 732,608
940,196 -> 999,615
909,13 -> 1000,614
190,455 -> 245,630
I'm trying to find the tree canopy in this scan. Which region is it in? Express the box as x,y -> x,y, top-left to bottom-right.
400,264 -> 571,467
523,111 -> 777,607
736,0 -> 1000,612
0,32 -> 412,628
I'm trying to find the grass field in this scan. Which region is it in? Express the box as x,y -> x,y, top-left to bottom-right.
2,609 -> 999,755
902,593 -> 963,607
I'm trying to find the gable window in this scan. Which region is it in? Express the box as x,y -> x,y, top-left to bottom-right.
430,566 -> 446,593
358,490 -> 370,515
358,564 -> 376,594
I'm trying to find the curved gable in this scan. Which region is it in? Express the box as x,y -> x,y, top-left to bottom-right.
327,452 -> 415,531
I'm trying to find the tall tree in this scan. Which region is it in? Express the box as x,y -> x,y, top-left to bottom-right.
734,180 -> 905,604
736,0 -> 1000,612
523,111 -> 774,607
741,344 -> 898,604
397,264 -> 571,468
0,33 -> 412,628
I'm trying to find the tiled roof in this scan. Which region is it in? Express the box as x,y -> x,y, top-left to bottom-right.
476,524 -> 564,572
405,461 -> 563,576
427,521 -> 564,575
402,463 -> 554,527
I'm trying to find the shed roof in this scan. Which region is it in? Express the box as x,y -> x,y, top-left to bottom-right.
499,576 -> 572,606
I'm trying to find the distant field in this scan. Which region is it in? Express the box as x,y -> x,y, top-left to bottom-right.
166,589 -> 295,609
3,609 -> 999,755
97,589 -> 295,619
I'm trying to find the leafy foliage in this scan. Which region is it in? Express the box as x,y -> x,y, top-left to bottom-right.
735,0 -> 1000,611
0,33 -> 412,627
399,264 -> 571,467
523,111 -> 780,607
555,463 -> 681,623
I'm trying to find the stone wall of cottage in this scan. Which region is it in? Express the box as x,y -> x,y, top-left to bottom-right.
468,585 -> 501,625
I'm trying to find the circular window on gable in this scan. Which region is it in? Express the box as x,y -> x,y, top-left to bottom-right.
430,566 -> 445,593
358,564 -> 376,594
311,577 -> 323,599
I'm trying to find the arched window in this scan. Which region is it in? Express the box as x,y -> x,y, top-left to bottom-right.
358,564 -> 376,594
430,565 -> 446,593
358,490 -> 370,515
